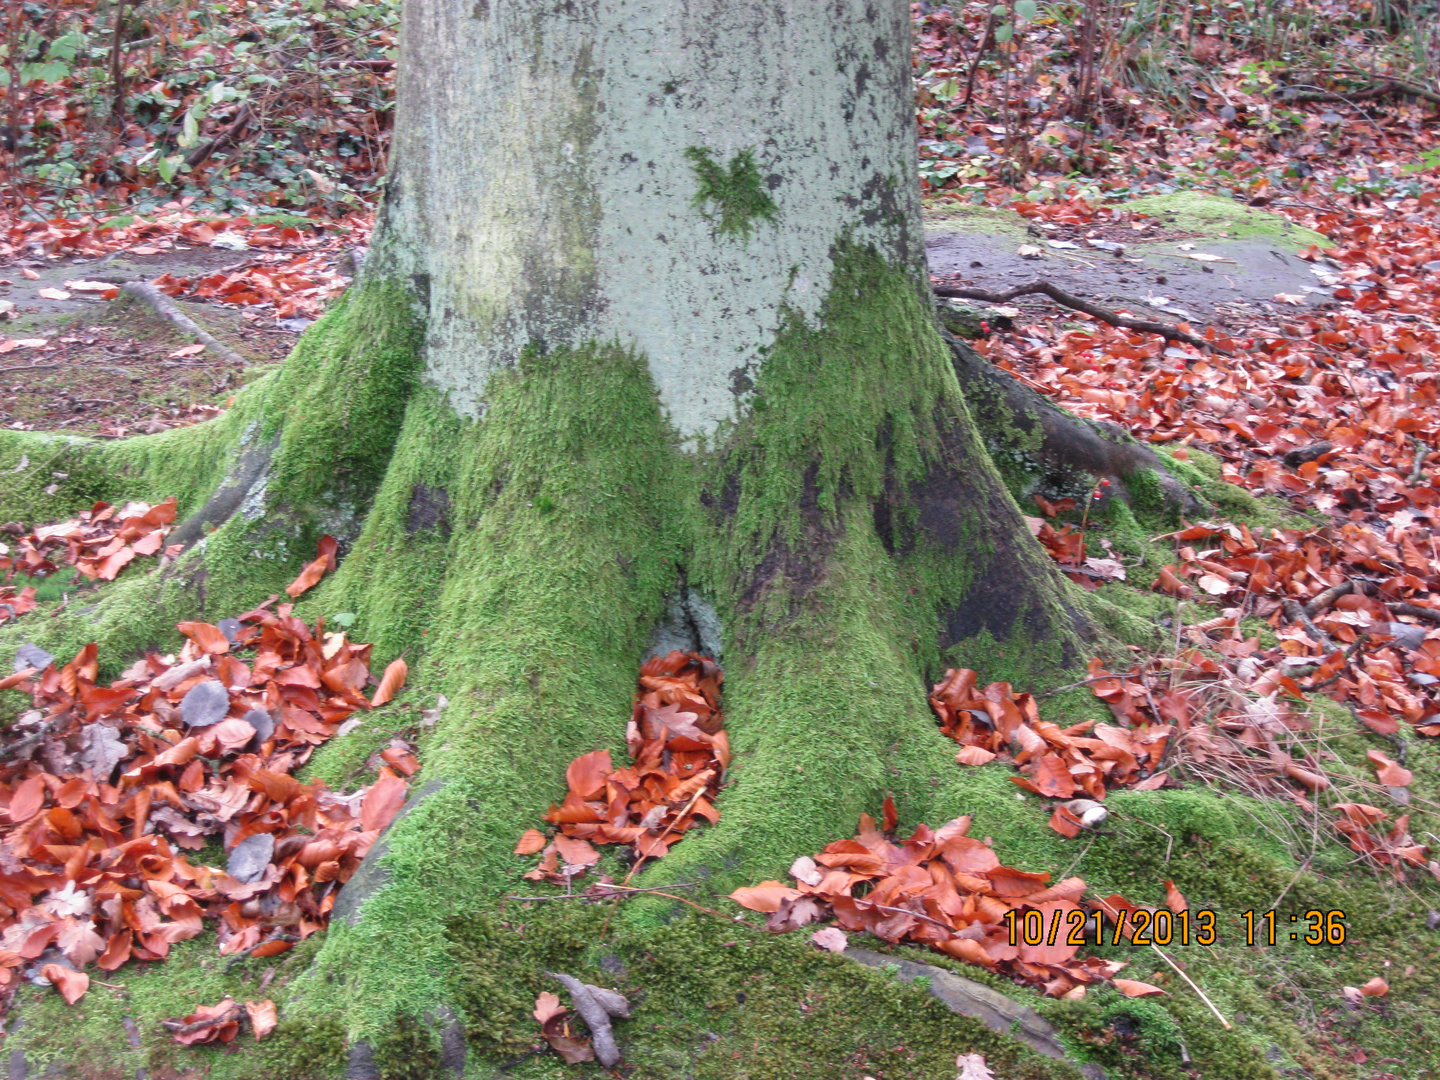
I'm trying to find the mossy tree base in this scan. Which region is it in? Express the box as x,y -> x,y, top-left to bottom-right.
0,239 -> 1126,1075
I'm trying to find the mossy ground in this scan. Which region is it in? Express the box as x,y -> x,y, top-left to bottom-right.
1,244 -> 1437,1080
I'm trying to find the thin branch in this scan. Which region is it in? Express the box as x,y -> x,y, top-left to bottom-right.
933,280 -> 1231,355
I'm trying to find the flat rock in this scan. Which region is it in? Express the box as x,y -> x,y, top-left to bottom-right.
925,193 -> 1335,330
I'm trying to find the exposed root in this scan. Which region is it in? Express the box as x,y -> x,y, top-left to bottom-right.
118,281 -> 248,366
944,330 -> 1199,511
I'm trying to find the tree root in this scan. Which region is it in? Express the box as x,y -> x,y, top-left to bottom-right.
934,279 -> 1232,356
118,281 -> 247,366
944,330 -> 1199,513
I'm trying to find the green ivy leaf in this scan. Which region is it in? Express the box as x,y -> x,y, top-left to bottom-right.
995,22 -> 1014,43
1014,0 -> 1038,21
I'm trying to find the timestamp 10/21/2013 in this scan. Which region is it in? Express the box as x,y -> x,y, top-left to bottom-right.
1002,907 -> 1347,948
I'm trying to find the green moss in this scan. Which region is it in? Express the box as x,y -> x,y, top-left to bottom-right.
299,388 -> 465,665
5,932 -> 342,1080
449,903 -> 1082,1080
685,146 -> 780,241
262,280 -> 424,511
1123,191 -> 1333,248
294,339 -> 684,1038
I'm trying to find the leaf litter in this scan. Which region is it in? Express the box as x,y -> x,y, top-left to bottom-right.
0,526 -> 415,1031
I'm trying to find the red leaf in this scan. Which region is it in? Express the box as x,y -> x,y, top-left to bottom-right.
1366,750 -> 1413,788
285,535 -> 338,598
40,964 -> 89,1005
369,657 -> 407,707
361,767 -> 407,833
1113,978 -> 1167,997
1163,880 -> 1187,913
565,750 -> 613,800
245,999 -> 278,1040
9,775 -> 45,823
729,881 -> 802,913
177,621 -> 231,654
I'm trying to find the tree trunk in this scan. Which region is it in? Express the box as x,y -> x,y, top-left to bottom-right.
0,1 -> 1139,1075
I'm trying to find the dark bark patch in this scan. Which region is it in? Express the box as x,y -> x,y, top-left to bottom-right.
406,484 -> 451,537
168,435 -> 277,552
737,463 -> 835,614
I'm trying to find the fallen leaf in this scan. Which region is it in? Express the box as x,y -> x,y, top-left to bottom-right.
38,288 -> 71,300
1360,977 -> 1389,997
1163,879 -> 1187,913
956,1053 -> 996,1080
370,656 -> 407,707
168,344 -> 207,358
244,999 -> 277,1040
1366,750 -> 1413,788
361,767 -> 407,833
1112,978 -> 1167,997
285,534 -> 339,598
40,964 -> 89,1005
515,829 -> 549,855
811,927 -> 848,953
956,745 -> 997,766
533,991 -> 565,1024
729,881 -> 802,913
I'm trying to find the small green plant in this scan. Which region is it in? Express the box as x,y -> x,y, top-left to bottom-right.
684,146 -> 780,241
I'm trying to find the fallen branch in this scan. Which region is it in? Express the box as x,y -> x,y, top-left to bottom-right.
184,104 -> 253,169
119,282 -> 246,366
1411,437 -> 1431,487
1389,602 -> 1440,624
1282,77 -> 1440,106
1282,598 -> 1335,651
933,280 -> 1232,355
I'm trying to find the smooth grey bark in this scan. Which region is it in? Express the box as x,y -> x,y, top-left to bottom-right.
372,0 -> 926,441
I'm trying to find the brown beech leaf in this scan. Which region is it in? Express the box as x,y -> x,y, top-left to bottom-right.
40,964 -> 89,1005
361,767 -> 407,833
565,750 -> 613,800
1112,978 -> 1167,997
177,621 -> 231,654
1360,977 -> 1389,997
729,881 -> 802,913
534,991 -> 566,1024
1366,750 -> 1413,788
245,999 -> 278,1040
1163,880 -> 1187,914
514,829 -> 549,855
1031,753 -> 1077,797
811,927 -> 848,953
955,745 -> 997,766
553,834 -> 599,868
370,657 -> 408,707
285,534 -> 339,598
